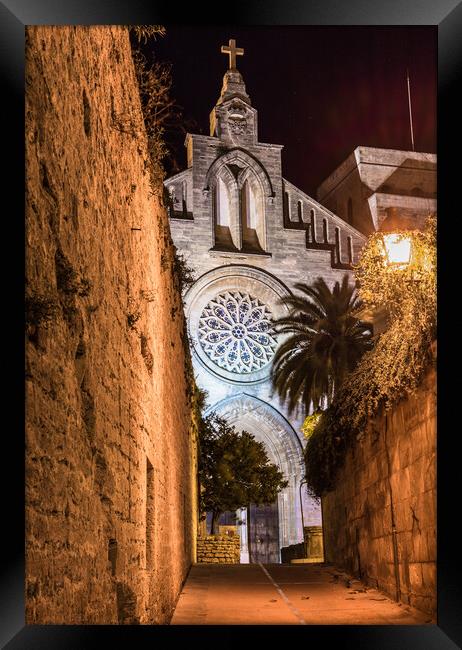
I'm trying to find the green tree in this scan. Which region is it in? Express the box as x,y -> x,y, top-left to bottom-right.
198,413 -> 288,534
271,274 -> 373,416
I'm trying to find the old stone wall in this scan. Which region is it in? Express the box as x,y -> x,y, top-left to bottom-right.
322,366 -> 436,616
316,147 -> 437,235
197,536 -> 240,564
25,26 -> 197,624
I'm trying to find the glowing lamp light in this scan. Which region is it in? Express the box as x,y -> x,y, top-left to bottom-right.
381,234 -> 412,268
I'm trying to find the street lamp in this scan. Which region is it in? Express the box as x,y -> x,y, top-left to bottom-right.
359,231 -> 415,337
381,233 -> 413,269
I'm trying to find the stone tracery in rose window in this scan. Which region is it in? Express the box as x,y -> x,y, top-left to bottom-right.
198,291 -> 277,374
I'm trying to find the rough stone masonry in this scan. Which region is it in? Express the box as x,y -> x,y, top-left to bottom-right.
25,26 -> 197,624
322,363 -> 436,617
196,535 -> 241,564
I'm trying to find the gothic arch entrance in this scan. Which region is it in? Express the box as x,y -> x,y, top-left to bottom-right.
206,393 -> 305,563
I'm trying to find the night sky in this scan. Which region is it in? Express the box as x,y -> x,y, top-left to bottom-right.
150,26 -> 436,196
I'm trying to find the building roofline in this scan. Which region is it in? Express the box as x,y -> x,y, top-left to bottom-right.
164,168 -> 191,184
317,145 -> 437,200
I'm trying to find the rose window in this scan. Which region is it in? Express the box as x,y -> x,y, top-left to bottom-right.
198,292 -> 277,374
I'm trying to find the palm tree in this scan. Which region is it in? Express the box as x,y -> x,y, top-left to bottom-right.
271,274 -> 373,415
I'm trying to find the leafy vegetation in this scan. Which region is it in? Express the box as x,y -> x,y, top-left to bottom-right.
128,26 -> 200,188
129,26 -> 166,44
304,215 -> 437,497
172,248 -> 196,294
132,50 -> 180,183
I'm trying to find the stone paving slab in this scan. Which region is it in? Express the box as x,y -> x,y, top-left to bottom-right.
170,563 -> 435,625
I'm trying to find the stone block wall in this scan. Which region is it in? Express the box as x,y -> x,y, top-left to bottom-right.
316,147 -> 437,235
322,365 -> 436,616
25,26 -> 197,624
197,536 -> 240,564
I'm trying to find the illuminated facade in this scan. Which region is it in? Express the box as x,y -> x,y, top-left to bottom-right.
163,43 -> 435,562
164,50 -> 368,562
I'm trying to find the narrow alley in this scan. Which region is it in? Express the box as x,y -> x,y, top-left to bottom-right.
21,23 -> 440,637
171,563 -> 433,626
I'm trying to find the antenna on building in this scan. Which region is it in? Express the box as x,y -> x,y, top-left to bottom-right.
406,68 -> 415,151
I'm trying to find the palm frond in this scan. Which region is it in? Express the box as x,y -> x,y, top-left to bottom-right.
271,273 -> 373,415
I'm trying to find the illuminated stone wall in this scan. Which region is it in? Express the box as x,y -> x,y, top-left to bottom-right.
322,365 -> 436,616
197,535 -> 241,564
25,26 -> 197,624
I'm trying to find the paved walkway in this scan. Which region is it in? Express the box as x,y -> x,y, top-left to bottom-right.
171,563 -> 434,625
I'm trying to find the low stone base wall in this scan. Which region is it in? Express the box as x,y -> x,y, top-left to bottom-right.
281,542 -> 306,564
281,527 -> 325,564
197,535 -> 240,564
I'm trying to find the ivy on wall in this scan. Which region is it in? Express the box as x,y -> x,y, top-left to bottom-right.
304,215 -> 436,498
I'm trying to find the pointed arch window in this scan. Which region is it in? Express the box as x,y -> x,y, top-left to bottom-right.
217,177 -> 231,226
211,159 -> 268,254
241,176 -> 265,253
214,175 -> 237,250
242,180 -> 258,229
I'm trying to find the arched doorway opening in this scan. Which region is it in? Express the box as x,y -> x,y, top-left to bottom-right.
205,393 -> 305,563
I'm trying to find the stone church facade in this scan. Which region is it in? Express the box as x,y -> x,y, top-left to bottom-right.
164,48 -> 367,563
164,44 -> 435,563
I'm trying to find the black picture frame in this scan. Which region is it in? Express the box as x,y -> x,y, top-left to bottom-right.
2,0 -> 461,647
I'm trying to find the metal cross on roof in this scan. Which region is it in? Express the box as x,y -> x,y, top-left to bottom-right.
221,38 -> 244,70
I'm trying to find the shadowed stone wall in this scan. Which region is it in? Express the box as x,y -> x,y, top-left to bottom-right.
316,146 -> 437,234
25,26 -> 197,624
322,365 -> 436,616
